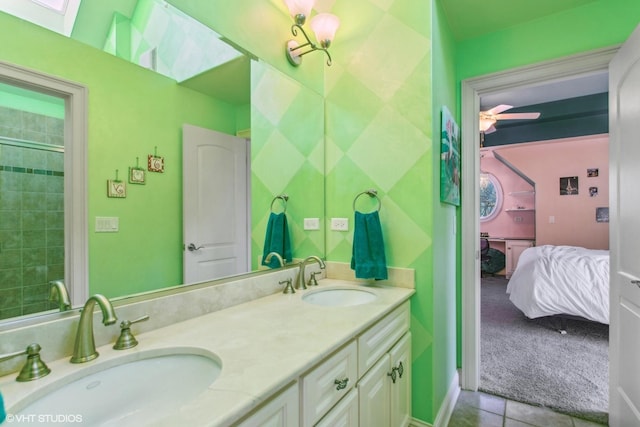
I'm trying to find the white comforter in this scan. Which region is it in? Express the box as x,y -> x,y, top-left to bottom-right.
506,245 -> 610,324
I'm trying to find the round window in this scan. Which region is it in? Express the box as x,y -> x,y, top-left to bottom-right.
479,173 -> 502,222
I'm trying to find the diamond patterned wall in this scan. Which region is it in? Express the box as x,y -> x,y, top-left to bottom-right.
325,0 -> 432,269
250,61 -> 325,269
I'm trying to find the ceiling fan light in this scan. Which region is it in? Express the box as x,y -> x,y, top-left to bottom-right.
479,117 -> 496,132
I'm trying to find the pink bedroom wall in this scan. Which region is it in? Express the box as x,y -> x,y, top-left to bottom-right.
494,134 -> 609,250
480,151 -> 535,239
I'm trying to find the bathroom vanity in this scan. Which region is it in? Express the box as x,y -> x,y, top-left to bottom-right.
0,272 -> 414,427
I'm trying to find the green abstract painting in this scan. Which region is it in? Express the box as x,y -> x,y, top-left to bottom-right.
440,106 -> 460,206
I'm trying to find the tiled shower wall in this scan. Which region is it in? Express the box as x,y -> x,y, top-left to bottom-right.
0,106 -> 64,320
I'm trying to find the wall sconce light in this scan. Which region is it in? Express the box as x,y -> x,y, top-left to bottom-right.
283,0 -> 340,67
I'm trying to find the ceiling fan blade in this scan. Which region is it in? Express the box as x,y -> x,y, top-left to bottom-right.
494,112 -> 541,120
485,104 -> 513,115
484,125 -> 497,134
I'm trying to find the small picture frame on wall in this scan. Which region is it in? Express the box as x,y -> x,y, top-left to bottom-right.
148,154 -> 164,173
587,168 -> 599,177
107,180 -> 126,198
596,207 -> 609,223
589,186 -> 598,197
559,176 -> 579,195
129,167 -> 146,184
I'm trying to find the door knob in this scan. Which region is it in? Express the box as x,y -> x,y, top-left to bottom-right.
187,243 -> 203,251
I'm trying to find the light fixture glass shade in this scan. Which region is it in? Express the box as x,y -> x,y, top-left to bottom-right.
283,0 -> 315,23
310,13 -> 340,48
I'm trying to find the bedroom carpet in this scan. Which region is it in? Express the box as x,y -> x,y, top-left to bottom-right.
479,276 -> 609,425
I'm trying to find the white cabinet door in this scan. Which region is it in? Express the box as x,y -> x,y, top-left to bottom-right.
315,388 -> 359,427
235,383 -> 299,427
506,240 -> 534,278
389,332 -> 411,427
358,353 -> 391,427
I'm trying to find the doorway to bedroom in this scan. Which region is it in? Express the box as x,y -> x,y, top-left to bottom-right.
466,55 -> 612,425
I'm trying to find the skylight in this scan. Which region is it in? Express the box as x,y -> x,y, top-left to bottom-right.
32,0 -> 69,14
0,0 -> 81,36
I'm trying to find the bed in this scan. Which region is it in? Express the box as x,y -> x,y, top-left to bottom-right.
506,245 -> 610,325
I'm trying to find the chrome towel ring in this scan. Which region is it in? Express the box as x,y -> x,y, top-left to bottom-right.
353,189 -> 381,212
270,194 -> 289,213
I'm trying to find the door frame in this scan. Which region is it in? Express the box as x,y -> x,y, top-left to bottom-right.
460,46 -> 618,390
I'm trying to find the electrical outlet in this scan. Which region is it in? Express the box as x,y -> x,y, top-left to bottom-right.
304,218 -> 320,230
331,217 -> 349,231
514,216 -> 523,223
549,215 -> 555,224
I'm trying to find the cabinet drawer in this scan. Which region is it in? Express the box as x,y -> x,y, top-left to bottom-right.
315,388 -> 358,427
301,340 -> 358,427
358,301 -> 410,377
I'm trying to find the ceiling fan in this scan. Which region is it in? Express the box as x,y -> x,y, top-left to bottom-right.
479,104 -> 541,134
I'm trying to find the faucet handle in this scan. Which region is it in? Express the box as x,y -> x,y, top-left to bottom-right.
308,271 -> 321,287
113,315 -> 149,350
280,279 -> 295,294
0,343 -> 51,382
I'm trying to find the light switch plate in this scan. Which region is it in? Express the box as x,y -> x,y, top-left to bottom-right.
96,216 -> 119,232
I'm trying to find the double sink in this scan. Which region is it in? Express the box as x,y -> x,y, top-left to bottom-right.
5,284 -> 379,425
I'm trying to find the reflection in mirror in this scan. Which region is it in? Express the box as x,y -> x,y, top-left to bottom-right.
0,84 -> 65,321
0,60 -> 88,323
0,0 -> 325,325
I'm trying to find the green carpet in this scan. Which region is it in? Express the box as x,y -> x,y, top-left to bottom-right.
479,276 -> 608,425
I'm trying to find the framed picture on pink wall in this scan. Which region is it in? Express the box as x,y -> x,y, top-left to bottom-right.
560,176 -> 579,195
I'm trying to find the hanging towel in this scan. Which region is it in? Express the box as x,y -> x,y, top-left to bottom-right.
262,212 -> 292,268
1,389 -> 5,424
351,210 -> 388,280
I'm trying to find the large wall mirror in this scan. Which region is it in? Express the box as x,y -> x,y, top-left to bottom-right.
0,0 -> 325,325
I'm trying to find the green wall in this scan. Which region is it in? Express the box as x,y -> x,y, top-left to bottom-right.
431,0 -> 459,420
457,0 -> 640,81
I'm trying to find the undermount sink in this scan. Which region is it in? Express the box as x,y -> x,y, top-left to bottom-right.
302,287 -> 377,307
13,349 -> 221,426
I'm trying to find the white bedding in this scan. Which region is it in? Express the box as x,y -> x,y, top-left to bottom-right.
506,245 -> 610,324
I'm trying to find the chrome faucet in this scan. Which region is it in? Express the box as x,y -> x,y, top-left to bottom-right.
297,256 -> 326,290
49,280 -> 71,312
70,294 -> 117,363
264,251 -> 285,267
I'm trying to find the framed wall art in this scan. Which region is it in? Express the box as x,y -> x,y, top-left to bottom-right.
559,176 -> 578,195
440,106 -> 460,206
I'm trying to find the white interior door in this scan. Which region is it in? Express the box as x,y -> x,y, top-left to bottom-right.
183,124 -> 249,284
608,24 -> 640,427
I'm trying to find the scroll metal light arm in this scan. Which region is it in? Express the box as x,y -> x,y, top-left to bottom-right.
287,24 -> 333,66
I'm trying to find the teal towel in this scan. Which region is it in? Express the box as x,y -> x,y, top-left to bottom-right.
262,212 -> 292,268
351,211 -> 388,280
0,389 -> 5,424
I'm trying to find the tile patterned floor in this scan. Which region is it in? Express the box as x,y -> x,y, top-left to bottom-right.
448,390 -> 607,427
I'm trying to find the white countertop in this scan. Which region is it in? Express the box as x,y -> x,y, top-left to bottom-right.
1,279 -> 414,426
